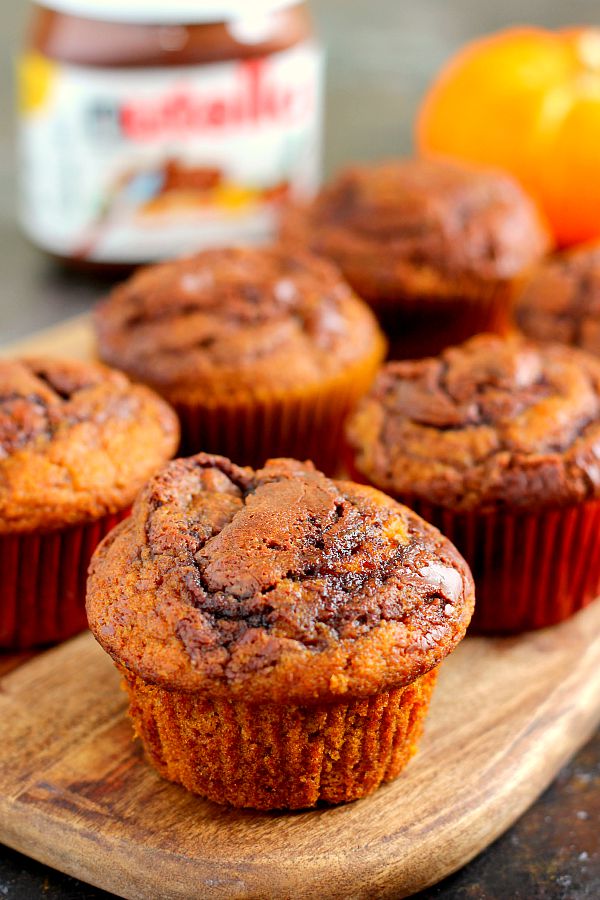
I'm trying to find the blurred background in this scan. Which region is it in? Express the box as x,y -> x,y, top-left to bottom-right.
1,0 -> 599,342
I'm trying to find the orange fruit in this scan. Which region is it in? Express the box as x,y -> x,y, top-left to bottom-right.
417,27 -> 600,246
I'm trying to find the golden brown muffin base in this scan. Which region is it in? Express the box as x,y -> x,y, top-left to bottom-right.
171,342 -> 385,470
122,666 -> 438,810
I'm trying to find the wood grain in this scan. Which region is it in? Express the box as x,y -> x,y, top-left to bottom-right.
0,314 -> 93,360
2,316 -> 600,899
1,603 -> 600,900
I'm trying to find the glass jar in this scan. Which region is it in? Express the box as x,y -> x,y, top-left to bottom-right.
18,1 -> 323,266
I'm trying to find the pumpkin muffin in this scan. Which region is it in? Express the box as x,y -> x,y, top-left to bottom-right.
87,454 -> 474,810
94,245 -> 385,471
0,357 -> 179,648
346,333 -> 600,633
516,240 -> 600,354
280,157 -> 550,357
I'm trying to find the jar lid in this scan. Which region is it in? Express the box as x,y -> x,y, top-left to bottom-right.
38,0 -> 301,24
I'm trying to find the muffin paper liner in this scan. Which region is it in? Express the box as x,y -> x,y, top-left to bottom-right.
122,666 -> 438,810
381,281 -> 515,360
403,499 -> 600,634
0,510 -> 128,650
173,349 -> 384,473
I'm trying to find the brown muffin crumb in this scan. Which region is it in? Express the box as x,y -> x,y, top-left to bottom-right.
516,240 -> 600,354
123,667 -> 437,809
0,357 -> 179,533
346,333 -> 600,511
94,245 -> 384,402
87,454 -> 474,704
281,157 -> 550,306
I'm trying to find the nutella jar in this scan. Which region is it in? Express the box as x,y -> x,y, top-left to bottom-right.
18,1 -> 323,265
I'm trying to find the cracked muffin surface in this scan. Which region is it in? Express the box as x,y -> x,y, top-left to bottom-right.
0,357 -> 179,533
280,157 -> 550,304
87,454 -> 474,704
94,245 -> 384,402
346,333 -> 600,511
516,240 -> 600,355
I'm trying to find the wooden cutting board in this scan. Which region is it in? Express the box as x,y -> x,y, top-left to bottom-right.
1,316 -> 600,900
2,611 -> 600,900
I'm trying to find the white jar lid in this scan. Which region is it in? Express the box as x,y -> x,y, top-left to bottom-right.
38,0 -> 301,25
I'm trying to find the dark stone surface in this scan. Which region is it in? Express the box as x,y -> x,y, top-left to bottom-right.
1,1 -> 599,897
417,728 -> 600,900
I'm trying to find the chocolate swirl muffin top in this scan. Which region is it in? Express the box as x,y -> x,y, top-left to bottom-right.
346,334 -> 600,511
281,158 -> 550,302
0,357 -> 179,533
87,455 -> 474,703
516,241 -> 600,355
94,246 -> 384,401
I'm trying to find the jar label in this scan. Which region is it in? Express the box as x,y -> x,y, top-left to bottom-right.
18,43 -> 323,263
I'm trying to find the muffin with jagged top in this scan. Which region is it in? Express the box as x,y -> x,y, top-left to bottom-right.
87,453 -> 474,810
94,245 -> 386,471
346,333 -> 600,632
516,240 -> 600,354
281,157 -> 550,357
0,356 -> 178,648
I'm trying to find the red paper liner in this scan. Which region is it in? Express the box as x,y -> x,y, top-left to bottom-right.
173,349 -> 384,473
404,499 -> 600,634
122,666 -> 438,810
0,510 -> 128,650
381,282 -> 514,360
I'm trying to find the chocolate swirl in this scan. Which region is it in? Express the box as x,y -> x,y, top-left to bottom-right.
346,334 -> 600,511
0,357 -> 179,533
516,241 -> 600,355
281,158 -> 550,302
0,358 -> 126,458
87,455 -> 474,702
94,246 -> 383,396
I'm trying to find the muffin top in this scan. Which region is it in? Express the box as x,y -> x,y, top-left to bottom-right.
281,157 -> 550,301
94,246 -> 384,401
87,454 -> 474,704
346,334 -> 600,512
0,357 -> 179,534
516,241 -> 600,355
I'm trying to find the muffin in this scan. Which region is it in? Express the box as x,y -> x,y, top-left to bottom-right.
0,357 -> 179,648
94,245 -> 386,472
281,157 -> 551,357
516,240 -> 600,353
346,333 -> 600,634
87,454 -> 474,810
